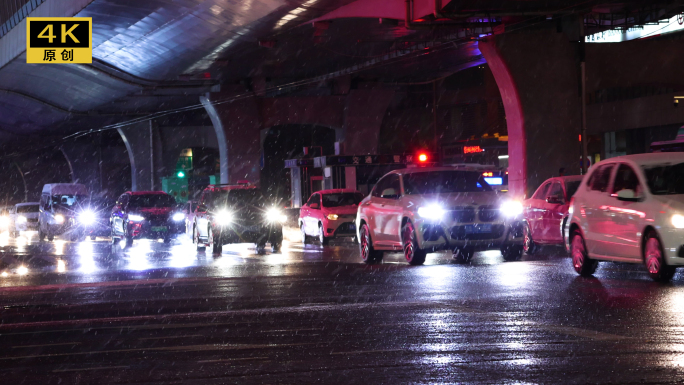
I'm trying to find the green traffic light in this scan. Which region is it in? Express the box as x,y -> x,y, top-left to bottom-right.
177,171 -> 185,178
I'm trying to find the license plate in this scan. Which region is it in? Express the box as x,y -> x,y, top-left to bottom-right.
464,224 -> 492,234
245,225 -> 261,232
151,226 -> 168,232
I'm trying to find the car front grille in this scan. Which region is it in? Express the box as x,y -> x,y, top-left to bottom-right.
335,223 -> 356,234
451,206 -> 476,223
478,205 -> 500,222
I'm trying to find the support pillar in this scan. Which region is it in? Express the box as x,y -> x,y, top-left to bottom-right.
118,121 -> 163,191
480,27 -> 581,198
60,140 -> 102,195
201,94 -> 261,185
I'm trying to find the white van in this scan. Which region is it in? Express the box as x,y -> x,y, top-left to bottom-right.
39,183 -> 89,241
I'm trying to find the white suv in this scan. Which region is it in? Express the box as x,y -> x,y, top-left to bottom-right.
356,167 -> 524,265
565,153 -> 684,282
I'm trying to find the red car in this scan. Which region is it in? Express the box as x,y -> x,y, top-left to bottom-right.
299,189 -> 364,245
522,175 -> 583,254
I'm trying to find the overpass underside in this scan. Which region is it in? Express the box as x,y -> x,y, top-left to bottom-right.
0,0 -> 682,200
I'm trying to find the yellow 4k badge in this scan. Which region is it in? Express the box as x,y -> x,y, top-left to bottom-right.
26,17 -> 92,64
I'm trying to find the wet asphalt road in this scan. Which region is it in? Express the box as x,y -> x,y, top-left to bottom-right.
2,232 -> 684,384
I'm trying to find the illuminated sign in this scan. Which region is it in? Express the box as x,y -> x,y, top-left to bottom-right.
484,177 -> 503,185
585,14 -> 684,43
464,146 -> 484,154
26,17 -> 92,63
482,172 -> 494,177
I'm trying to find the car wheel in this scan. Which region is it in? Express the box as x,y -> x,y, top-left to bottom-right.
194,225 -> 206,252
39,229 -> 46,242
359,223 -> 383,264
501,244 -> 523,261
300,224 -> 308,244
256,243 -> 267,255
523,222 -> 536,255
452,247 -> 474,264
47,234 -> 54,242
163,236 -> 172,244
644,231 -> 675,282
318,223 -> 329,245
570,229 -> 597,276
209,226 -> 222,255
124,235 -> 133,249
272,241 -> 281,253
402,221 -> 427,265
90,235 -> 96,241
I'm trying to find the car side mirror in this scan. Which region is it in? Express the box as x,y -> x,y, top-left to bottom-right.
310,203 -> 320,210
616,189 -> 641,202
546,196 -> 564,204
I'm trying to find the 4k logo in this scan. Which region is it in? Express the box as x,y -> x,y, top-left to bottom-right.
26,17 -> 92,64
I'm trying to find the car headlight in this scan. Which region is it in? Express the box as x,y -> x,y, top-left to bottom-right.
172,213 -> 185,222
265,208 -> 287,223
327,214 -> 339,221
17,215 -> 27,224
417,204 -> 446,221
128,214 -> 144,222
500,201 -> 523,217
54,214 -> 65,224
672,214 -> 684,228
78,210 -> 95,225
215,209 -> 233,225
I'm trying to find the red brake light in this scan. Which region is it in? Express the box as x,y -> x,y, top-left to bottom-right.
418,153 -> 428,162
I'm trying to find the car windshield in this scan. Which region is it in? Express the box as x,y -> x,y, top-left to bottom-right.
565,181 -> 581,198
322,193 -> 364,207
210,189 -> 266,207
128,194 -> 176,208
16,205 -> 39,213
403,171 -> 492,195
643,162 -> 684,195
52,194 -> 88,207
228,189 -> 265,205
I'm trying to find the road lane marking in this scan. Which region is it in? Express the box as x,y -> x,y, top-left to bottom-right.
12,342 -> 81,348
1,342 -> 321,360
0,299 -> 628,343
0,301 -> 430,330
197,356 -> 269,363
138,334 -> 203,341
329,349 -> 403,355
53,366 -> 129,372
537,325 -> 626,341
435,302 -> 628,341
